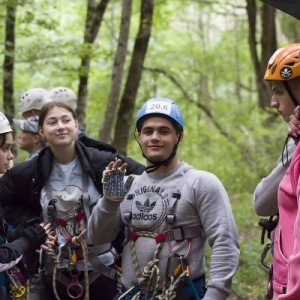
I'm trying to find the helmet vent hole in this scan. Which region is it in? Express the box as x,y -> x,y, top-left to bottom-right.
271,64 -> 277,75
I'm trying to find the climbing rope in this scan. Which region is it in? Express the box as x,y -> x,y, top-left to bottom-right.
158,269 -> 187,300
119,230 -> 197,300
129,231 -> 164,299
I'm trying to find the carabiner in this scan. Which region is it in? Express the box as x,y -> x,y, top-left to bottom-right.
174,255 -> 190,277
260,243 -> 271,269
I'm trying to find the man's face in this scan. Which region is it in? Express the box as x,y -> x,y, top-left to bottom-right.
138,117 -> 180,163
17,131 -> 37,152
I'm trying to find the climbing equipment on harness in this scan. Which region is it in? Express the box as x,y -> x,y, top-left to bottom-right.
161,253 -> 203,300
259,214 -> 278,268
258,214 -> 278,300
0,207 -> 28,300
6,269 -> 27,299
117,168 -> 206,299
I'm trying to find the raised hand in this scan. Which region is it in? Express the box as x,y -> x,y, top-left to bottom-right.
102,159 -> 133,201
288,106 -> 300,138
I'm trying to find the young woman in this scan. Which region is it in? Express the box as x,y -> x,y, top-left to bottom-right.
0,102 -> 145,300
0,111 -> 51,300
0,112 -> 14,175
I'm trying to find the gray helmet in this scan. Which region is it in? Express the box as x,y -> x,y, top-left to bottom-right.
19,88 -> 48,114
44,87 -> 77,110
0,112 -> 13,135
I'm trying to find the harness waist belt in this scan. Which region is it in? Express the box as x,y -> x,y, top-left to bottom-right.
61,244 -> 111,260
163,227 -> 204,242
123,226 -> 204,244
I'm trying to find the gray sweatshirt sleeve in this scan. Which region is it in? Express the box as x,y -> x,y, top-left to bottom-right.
88,196 -> 122,245
253,138 -> 296,216
195,172 -> 239,300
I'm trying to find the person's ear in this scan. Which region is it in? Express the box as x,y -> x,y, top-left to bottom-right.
178,132 -> 183,144
39,126 -> 44,138
32,134 -> 40,144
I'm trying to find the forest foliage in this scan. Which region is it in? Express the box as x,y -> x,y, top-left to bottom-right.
1,0 -> 299,299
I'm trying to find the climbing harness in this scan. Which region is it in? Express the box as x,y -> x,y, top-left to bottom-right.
117,168 -> 206,299
50,212 -> 89,300
42,172 -> 116,300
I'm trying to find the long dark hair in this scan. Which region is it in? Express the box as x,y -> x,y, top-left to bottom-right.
38,101 -> 77,128
0,133 -> 8,148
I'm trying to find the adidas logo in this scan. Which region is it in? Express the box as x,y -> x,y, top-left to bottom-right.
136,199 -> 155,212
132,199 -> 157,221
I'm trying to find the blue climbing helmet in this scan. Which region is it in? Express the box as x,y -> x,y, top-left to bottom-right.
136,97 -> 184,132
135,97 -> 183,173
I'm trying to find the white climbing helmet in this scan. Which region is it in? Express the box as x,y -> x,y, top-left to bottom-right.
0,112 -> 13,135
19,88 -> 48,114
44,87 -> 77,110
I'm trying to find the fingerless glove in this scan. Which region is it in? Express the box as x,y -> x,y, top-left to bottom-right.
21,223 -> 47,250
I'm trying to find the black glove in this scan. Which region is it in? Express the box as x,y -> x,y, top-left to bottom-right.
6,217 -> 41,242
20,223 -> 47,250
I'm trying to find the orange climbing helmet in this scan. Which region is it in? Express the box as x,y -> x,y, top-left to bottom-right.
264,43 -> 300,81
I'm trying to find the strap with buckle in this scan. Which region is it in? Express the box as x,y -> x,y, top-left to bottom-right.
163,227 -> 204,242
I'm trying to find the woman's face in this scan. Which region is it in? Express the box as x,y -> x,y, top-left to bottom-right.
39,106 -> 78,149
0,133 -> 14,174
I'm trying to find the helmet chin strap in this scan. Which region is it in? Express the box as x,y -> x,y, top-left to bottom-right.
143,145 -> 178,173
135,131 -> 182,173
283,81 -> 299,107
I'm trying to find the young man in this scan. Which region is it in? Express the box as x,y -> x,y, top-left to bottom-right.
88,97 -> 240,300
13,116 -> 46,161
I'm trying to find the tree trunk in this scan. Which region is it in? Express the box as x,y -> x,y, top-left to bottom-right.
112,0 -> 154,155
77,0 -> 110,128
99,0 -> 132,143
2,1 -> 17,156
246,0 -> 277,109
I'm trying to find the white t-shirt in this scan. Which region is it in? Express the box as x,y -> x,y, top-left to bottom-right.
41,156 -> 113,266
